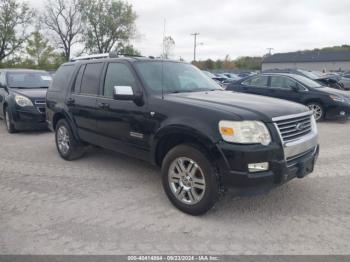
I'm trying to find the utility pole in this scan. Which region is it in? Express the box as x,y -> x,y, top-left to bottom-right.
267,48 -> 274,56
191,33 -> 200,61
162,19 -> 166,58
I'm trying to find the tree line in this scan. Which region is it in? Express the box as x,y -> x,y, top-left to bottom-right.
0,0 -> 139,70
192,55 -> 263,71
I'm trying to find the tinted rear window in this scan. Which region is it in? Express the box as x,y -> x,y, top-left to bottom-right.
80,63 -> 104,95
50,65 -> 75,92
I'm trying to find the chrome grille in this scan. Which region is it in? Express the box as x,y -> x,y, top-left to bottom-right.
35,100 -> 46,105
35,99 -> 46,114
275,114 -> 312,142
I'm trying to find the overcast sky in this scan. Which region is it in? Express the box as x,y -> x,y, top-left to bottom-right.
23,0 -> 350,61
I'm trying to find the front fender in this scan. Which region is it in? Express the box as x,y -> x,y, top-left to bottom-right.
150,117 -> 222,165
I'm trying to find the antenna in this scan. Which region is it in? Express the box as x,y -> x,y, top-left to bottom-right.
161,18 -> 166,99
162,19 -> 166,58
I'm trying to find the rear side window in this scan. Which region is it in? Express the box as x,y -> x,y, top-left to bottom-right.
0,72 -> 6,86
242,76 -> 269,87
80,63 -> 104,95
50,65 -> 74,92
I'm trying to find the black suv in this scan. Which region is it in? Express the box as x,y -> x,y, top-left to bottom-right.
0,69 -> 52,133
46,56 -> 319,215
227,73 -> 350,121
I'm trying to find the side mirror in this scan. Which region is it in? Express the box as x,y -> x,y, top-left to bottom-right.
291,85 -> 299,92
113,86 -> 135,101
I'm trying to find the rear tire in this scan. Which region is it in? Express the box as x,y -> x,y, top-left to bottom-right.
55,119 -> 85,160
307,102 -> 324,122
4,107 -> 16,134
161,144 -> 219,216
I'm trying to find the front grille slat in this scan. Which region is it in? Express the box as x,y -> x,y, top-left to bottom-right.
275,114 -> 312,142
280,124 -> 311,135
34,99 -> 46,114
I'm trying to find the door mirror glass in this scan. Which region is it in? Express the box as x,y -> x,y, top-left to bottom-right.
290,84 -> 299,91
113,86 -> 134,100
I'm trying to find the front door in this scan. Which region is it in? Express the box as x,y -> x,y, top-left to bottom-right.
269,75 -> 304,103
95,62 -> 150,160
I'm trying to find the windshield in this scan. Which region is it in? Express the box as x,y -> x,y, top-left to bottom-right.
293,74 -> 323,88
7,72 -> 52,89
135,61 -> 222,93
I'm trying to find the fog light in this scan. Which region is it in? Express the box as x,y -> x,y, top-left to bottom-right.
340,111 -> 346,116
248,162 -> 269,173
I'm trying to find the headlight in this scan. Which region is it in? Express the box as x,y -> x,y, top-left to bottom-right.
15,95 -> 34,107
329,95 -> 345,103
219,120 -> 271,145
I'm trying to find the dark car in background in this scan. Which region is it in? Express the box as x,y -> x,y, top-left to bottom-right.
0,69 -> 52,133
227,73 -> 350,121
264,69 -> 346,90
339,73 -> 350,90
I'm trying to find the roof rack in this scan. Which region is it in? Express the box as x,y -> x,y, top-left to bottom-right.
70,52 -> 146,62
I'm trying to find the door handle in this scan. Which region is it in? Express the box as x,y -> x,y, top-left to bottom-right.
67,98 -> 75,105
97,102 -> 105,109
97,102 -> 110,110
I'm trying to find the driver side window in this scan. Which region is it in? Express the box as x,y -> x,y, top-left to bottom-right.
270,76 -> 297,90
104,63 -> 137,98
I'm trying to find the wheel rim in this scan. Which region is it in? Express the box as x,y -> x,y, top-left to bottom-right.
308,104 -> 323,121
5,111 -> 10,130
168,157 -> 206,205
57,126 -> 70,155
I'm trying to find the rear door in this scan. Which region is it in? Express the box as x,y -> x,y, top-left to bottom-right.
239,75 -> 270,96
68,62 -> 104,139
0,71 -> 6,116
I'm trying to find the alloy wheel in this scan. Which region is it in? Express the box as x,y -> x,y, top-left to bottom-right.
168,157 -> 206,205
57,126 -> 70,155
308,104 -> 323,121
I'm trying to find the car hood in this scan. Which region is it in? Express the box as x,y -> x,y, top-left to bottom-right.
165,91 -> 309,122
315,87 -> 350,98
10,88 -> 48,99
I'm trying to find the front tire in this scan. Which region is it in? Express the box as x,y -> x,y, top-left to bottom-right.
55,119 -> 85,160
161,144 -> 219,216
4,107 -> 16,133
307,102 -> 324,122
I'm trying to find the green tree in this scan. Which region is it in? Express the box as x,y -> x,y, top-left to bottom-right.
26,31 -> 55,68
41,0 -> 84,61
204,59 -> 215,70
235,56 -> 262,70
80,0 -> 137,53
0,0 -> 34,62
118,44 -> 141,56
162,36 -> 175,59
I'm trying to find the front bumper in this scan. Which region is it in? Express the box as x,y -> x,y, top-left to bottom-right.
12,108 -> 47,130
325,104 -> 350,120
216,124 -> 319,189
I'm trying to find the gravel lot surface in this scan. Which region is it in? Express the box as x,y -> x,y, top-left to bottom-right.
0,120 -> 349,255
